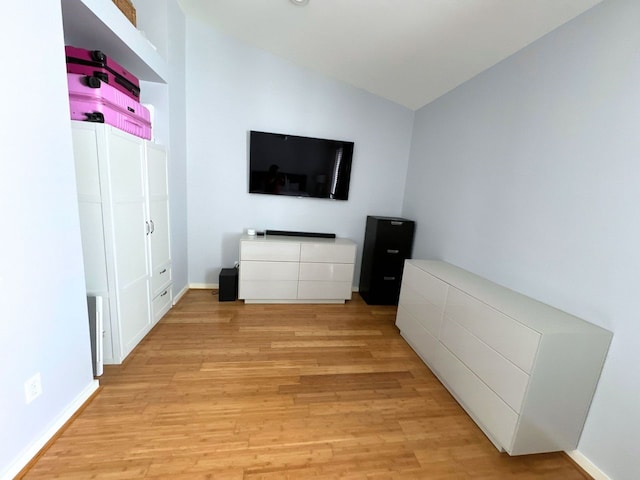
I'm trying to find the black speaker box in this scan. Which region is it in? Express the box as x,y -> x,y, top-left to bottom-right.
219,267 -> 238,301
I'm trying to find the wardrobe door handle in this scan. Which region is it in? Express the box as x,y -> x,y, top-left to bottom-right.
149,220 -> 155,234
145,221 -> 150,235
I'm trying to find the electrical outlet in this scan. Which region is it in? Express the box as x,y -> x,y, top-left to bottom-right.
24,373 -> 42,404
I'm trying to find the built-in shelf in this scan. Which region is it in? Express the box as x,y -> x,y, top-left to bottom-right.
61,0 -> 168,83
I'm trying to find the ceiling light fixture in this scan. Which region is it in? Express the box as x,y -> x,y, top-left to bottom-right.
290,0 -> 309,6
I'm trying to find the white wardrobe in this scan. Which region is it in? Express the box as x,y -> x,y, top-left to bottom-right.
72,121 -> 172,364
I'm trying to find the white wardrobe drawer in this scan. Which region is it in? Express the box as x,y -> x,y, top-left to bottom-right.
398,281 -> 446,338
151,263 -> 172,297
396,307 -> 441,369
298,281 -> 352,300
299,262 -> 354,282
240,261 -> 299,281
152,285 -> 172,322
440,319 -> 530,413
300,242 -> 356,263
240,241 -> 300,262
445,288 -> 540,373
239,281 -> 298,300
436,343 -> 519,451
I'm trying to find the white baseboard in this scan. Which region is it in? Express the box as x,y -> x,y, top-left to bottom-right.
1,380 -> 100,480
173,284 -> 190,304
189,283 -> 218,289
566,450 -> 610,480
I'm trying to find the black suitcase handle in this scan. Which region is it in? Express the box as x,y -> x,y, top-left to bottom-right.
84,112 -> 105,123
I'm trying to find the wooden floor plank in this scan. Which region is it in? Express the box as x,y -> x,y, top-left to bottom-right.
21,290 -> 589,479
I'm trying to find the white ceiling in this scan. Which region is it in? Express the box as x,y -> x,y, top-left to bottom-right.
177,0 -> 603,110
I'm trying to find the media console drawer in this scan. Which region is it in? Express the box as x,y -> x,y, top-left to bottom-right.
396,259 -> 612,455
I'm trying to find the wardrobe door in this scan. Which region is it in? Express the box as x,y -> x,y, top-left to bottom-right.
107,129 -> 152,358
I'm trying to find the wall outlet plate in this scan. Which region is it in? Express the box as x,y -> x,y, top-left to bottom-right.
24,372 -> 42,404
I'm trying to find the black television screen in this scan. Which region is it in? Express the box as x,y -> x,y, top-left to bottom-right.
248,130 -> 354,200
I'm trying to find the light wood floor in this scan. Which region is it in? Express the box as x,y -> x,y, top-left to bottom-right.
22,290 -> 589,479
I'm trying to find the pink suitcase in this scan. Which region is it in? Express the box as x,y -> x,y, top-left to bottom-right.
67,73 -> 151,140
65,46 -> 141,101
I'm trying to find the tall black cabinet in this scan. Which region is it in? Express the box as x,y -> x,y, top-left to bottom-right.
359,216 -> 415,305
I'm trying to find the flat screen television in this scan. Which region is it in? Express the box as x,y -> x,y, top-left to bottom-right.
248,130 -> 354,200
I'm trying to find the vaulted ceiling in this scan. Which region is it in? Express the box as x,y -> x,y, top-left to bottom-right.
178,0 -> 603,110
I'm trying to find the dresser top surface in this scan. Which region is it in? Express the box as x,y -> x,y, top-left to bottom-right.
407,259 -> 612,337
241,234 -> 356,246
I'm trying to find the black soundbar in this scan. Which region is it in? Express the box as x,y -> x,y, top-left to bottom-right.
265,229 -> 336,239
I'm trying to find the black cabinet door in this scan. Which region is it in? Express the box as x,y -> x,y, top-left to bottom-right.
359,216 -> 415,305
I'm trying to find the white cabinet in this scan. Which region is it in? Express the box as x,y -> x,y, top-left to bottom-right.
239,235 -> 356,303
396,260 -> 612,455
72,121 -> 172,364
146,142 -> 173,321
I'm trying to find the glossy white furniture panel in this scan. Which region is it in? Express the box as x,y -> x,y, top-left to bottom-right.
241,241 -> 300,262
440,319 -> 529,413
395,307 -> 441,367
397,265 -> 447,338
396,259 -> 612,455
72,122 -> 172,365
239,235 -> 356,303
241,261 -> 300,281
300,242 -> 356,263
298,262 -> 354,282
297,281 -> 353,300
240,281 -> 299,300
445,287 -> 540,373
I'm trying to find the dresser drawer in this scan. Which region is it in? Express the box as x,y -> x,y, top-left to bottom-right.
300,242 -> 356,263
445,288 -> 540,373
436,343 -> 519,451
298,281 -> 352,300
399,265 -> 448,338
240,261 -> 299,281
299,262 -> 354,282
396,306 -> 441,368
240,240 -> 300,262
239,281 -> 298,300
441,319 -> 530,413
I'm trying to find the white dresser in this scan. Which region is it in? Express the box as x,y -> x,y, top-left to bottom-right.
239,235 -> 356,303
396,259 -> 612,455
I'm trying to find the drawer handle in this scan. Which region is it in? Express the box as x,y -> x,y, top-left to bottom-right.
383,276 -> 396,281
387,249 -> 399,254
390,221 -> 403,226
160,290 -> 168,297
159,268 -> 167,274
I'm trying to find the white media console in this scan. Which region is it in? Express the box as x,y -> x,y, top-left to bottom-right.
396,259 -> 612,455
238,234 -> 357,303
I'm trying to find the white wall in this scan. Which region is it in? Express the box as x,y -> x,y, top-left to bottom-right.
403,0 -> 639,478
136,0 -> 189,298
0,2 -> 96,477
185,18 -> 414,285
